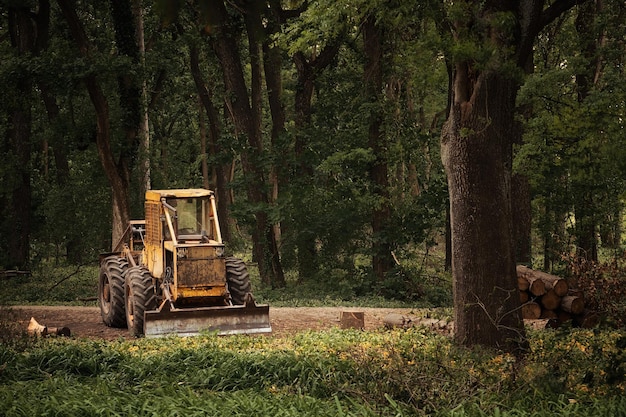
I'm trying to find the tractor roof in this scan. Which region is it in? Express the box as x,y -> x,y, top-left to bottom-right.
146,189 -> 214,201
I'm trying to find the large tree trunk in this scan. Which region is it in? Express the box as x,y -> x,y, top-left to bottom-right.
292,40 -> 341,281
263,0 -> 287,250
573,0 -> 602,262
190,44 -> 231,243
364,16 -> 394,282
133,0 -> 151,194
442,71 -> 525,352
58,0 -> 132,248
439,0 -> 578,353
210,0 -> 285,288
5,6 -> 35,269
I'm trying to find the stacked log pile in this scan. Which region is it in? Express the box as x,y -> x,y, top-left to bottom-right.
517,265 -> 598,328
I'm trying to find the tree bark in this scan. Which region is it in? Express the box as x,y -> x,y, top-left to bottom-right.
442,69 -> 526,351
189,44 -> 231,242
57,0 -> 132,248
5,5 -> 35,269
440,0 -> 578,353
133,0 -> 151,194
364,15 -> 394,282
263,0 -> 287,250
573,0 -> 602,263
209,0 -> 285,287
292,39 -> 342,281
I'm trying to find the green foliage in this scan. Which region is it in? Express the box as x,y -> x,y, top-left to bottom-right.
0,265 -> 99,306
566,256 -> 626,329
0,307 -> 35,351
1,326 -> 626,416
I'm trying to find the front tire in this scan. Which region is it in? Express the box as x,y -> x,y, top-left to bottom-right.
98,256 -> 128,328
225,257 -> 252,305
125,266 -> 157,337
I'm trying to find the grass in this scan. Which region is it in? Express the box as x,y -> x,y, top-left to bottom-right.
3,254 -> 626,415
0,256 -> 451,308
1,326 -> 626,416
0,263 -> 99,306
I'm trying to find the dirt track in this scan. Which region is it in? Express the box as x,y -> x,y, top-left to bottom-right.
9,305 -> 418,340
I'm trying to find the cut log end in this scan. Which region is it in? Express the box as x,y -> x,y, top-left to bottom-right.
27,317 -> 47,337
340,311 -> 364,330
27,317 -> 71,337
521,302 -> 542,320
561,295 -> 585,315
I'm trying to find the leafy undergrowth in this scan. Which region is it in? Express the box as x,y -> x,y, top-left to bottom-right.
1,326 -> 626,416
0,264 -> 99,306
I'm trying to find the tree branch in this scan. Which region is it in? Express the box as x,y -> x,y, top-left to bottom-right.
539,0 -> 580,32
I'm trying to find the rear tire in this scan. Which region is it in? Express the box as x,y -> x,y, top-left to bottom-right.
98,256 -> 128,328
125,266 -> 157,337
225,257 -> 252,305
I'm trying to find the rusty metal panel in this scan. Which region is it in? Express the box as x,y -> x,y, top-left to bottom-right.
176,287 -> 226,298
144,302 -> 271,337
176,247 -> 225,288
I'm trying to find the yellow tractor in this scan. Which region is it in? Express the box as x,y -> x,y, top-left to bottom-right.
98,189 -> 271,337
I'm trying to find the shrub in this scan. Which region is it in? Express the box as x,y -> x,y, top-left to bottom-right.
566,255 -> 626,328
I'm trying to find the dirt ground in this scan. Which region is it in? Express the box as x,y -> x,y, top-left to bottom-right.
8,305 -> 419,340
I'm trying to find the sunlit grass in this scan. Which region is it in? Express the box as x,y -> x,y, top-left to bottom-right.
1,326 -> 626,416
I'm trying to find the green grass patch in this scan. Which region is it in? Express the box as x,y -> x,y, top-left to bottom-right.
1,327 -> 626,416
0,263 -> 99,306
0,259 -> 451,308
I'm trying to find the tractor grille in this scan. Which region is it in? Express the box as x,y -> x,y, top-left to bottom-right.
145,202 -> 161,245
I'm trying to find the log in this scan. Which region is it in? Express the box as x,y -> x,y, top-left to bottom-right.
27,317 -> 71,337
519,290 -> 530,304
0,269 -> 31,279
516,265 -> 568,296
521,302 -> 542,320
561,295 -> 585,315
516,267 -> 546,296
557,310 -> 572,323
383,314 -> 452,333
573,309 -> 599,328
340,311 -> 364,330
540,289 -> 561,311
517,276 -> 529,291
27,317 -> 47,337
524,318 -> 559,330
540,309 -> 558,319
383,313 -> 414,329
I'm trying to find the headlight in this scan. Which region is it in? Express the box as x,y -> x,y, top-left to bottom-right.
215,246 -> 225,257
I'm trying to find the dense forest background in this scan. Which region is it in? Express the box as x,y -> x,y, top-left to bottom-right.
1,0 -> 625,306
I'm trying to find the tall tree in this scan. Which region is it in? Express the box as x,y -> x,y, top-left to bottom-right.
572,0 -> 601,262
57,0 -> 138,248
3,4 -> 36,269
438,0 -> 578,352
208,0 -> 285,288
189,40 -> 231,242
291,38 -> 342,280
363,14 -> 394,282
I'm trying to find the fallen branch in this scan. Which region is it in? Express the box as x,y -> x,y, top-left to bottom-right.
48,265 -> 82,291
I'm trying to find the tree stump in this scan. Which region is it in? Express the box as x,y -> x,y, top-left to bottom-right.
340,311 -> 364,330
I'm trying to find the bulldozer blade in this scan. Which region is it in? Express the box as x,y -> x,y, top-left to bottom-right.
143,301 -> 271,337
